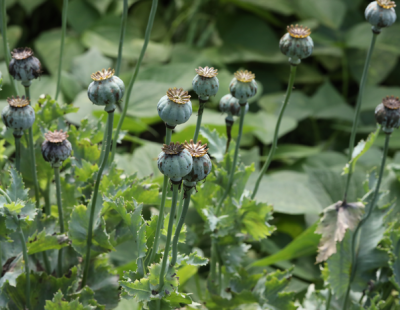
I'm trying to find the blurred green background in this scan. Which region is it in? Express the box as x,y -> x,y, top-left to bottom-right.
1,0 -> 400,219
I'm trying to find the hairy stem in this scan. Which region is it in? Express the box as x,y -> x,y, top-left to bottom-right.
193,98 -> 206,143
116,0 -> 128,76
81,110 -> 114,288
14,135 -> 21,172
18,221 -> 31,310
54,166 -> 64,277
343,33 -> 377,202
110,0 -> 158,162
55,0 -> 68,100
252,65 -> 297,200
342,133 -> 390,309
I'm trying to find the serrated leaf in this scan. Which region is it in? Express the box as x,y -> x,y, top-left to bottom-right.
162,214 -> 185,244
148,263 -> 179,296
220,244 -> 251,274
199,127 -> 231,162
120,278 -> 152,302
74,159 -> 99,181
27,230 -> 70,254
44,291 -> 92,310
315,201 -> 364,262
35,95 -> 79,125
184,252 -> 209,266
6,168 -> 28,202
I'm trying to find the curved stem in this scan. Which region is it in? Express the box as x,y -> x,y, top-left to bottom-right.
116,0 -> 128,76
171,188 -> 191,266
326,289 -> 332,310
54,166 -> 64,277
14,135 -> 20,172
0,0 -> 18,95
18,222 -> 31,310
193,99 -> 206,143
81,110 -> 114,288
343,33 -> 377,202
110,0 -> 158,162
55,0 -> 68,100
175,189 -> 184,223
158,183 -> 179,293
251,65 -> 297,200
145,127 -> 172,268
342,133 -> 390,309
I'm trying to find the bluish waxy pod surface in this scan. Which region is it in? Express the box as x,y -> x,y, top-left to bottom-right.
192,66 -> 219,100
229,70 -> 257,104
1,96 -> 35,134
157,142 -> 193,182
219,94 -> 249,116
41,130 -> 72,167
9,47 -> 42,87
88,68 -> 125,106
365,0 -> 397,33
183,154 -> 212,183
375,96 -> 400,134
157,88 -> 192,127
279,25 -> 313,65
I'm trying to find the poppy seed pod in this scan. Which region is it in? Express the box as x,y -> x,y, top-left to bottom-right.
9,47 -> 42,87
1,96 -> 35,138
192,66 -> 219,101
279,25 -> 314,65
157,142 -> 193,183
157,88 -> 193,129
229,70 -> 257,105
219,94 -> 249,116
365,0 -> 397,33
41,130 -> 72,167
375,96 -> 400,133
182,140 -> 212,184
87,68 -> 125,112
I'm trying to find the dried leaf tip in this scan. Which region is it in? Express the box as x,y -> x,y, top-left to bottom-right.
167,87 -> 191,104
184,139 -> 208,157
45,130 -> 69,143
195,66 -> 218,78
287,24 -> 311,38
377,0 -> 396,9
11,47 -> 34,60
162,142 -> 185,155
234,70 -> 255,83
382,95 -> 400,110
7,96 -> 30,108
91,68 -> 115,81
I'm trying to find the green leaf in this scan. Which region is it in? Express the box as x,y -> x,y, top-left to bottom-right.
35,95 -> 79,125
120,278 -> 152,302
220,243 -> 251,274
7,168 -> 28,202
74,159 -> 99,181
27,231 -> 70,255
44,291 -> 91,310
0,26 -> 22,61
199,127 -> 230,162
162,213 -> 185,244
297,0 -> 346,29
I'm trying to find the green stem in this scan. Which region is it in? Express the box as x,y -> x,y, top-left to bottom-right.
110,0 -> 158,162
99,121 -> 108,164
0,187 -> 11,202
251,65 -> 297,200
81,110 -> 114,288
25,87 -> 40,209
343,33 -> 377,202
54,166 -> 64,277
116,0 -> 128,76
176,189 -> 184,223
14,135 -> 21,172
342,133 -> 390,309
55,0 -> 68,100
158,183 -> 179,293
0,0 -> 18,95
195,273 -> 203,301
18,221 -> 31,310
326,289 -> 332,310
171,187 -> 191,266
193,99 -> 206,143
210,237 -> 217,285
145,127 -> 172,268
43,177 -> 51,216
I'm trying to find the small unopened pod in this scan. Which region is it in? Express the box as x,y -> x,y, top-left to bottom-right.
41,130 -> 72,167
279,25 -> 313,65
157,142 -> 193,183
9,47 -> 42,87
365,0 -> 397,33
219,94 -> 249,116
229,70 -> 257,105
87,68 -> 125,112
375,95 -> 400,134
1,96 -> 35,137
192,66 -> 219,101
157,88 -> 193,128
182,140 -> 212,187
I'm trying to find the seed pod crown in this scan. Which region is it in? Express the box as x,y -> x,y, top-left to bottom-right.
234,70 -> 255,83
91,68 -> 115,81
162,142 -> 185,155
167,88 -> 191,104
44,130 -> 69,143
378,0 -> 396,9
287,24 -> 311,38
7,96 -> 30,108
184,140 -> 208,157
11,47 -> 35,60
382,95 -> 400,109
195,66 -> 218,78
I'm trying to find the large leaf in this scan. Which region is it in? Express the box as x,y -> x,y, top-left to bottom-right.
27,231 -> 70,255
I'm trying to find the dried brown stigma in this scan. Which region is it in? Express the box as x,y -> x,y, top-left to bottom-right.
167,87 -> 191,104
162,142 -> 185,155
44,130 -> 69,143
195,66 -> 218,78
184,139 -> 208,157
7,96 -> 30,108
377,0 -> 396,9
234,70 -> 255,83
382,96 -> 400,110
11,47 -> 34,60
91,68 -> 115,81
287,24 -> 311,38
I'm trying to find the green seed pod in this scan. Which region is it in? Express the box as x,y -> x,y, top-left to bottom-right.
9,47 -> 42,87
365,0 -> 397,33
192,66 -> 219,101
219,94 -> 249,116
87,68 -> 125,112
229,70 -> 257,105
157,142 -> 193,183
157,88 -> 193,129
1,96 -> 35,137
41,130 -> 72,168
279,25 -> 314,65
375,96 -> 400,134
182,140 -> 212,183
